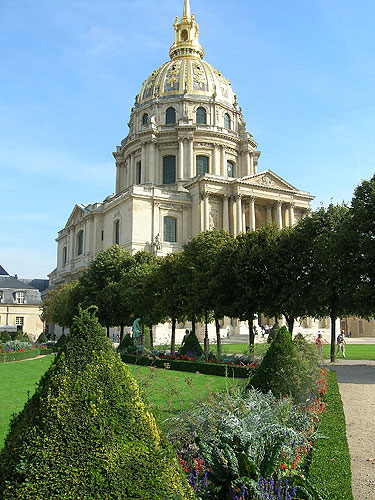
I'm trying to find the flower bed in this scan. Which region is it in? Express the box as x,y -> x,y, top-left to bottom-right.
0,348 -> 53,363
121,353 -> 257,378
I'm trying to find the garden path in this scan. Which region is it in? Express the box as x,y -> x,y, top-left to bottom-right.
330,360 -> 375,500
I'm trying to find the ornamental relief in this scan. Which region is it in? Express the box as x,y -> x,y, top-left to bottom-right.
165,61 -> 181,89
159,204 -> 183,211
209,207 -> 219,229
195,142 -> 213,149
253,175 -> 277,188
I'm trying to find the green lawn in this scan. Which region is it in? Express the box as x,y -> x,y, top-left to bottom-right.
323,343 -> 375,360
210,343 -> 269,356
0,354 -> 244,449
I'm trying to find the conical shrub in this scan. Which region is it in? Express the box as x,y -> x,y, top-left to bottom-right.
117,332 -> 133,352
54,332 -> 67,351
0,308 -> 194,500
36,331 -> 48,344
179,331 -> 203,357
248,326 -> 312,401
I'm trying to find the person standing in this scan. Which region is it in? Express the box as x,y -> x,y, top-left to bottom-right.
336,330 -> 346,358
315,333 -> 324,357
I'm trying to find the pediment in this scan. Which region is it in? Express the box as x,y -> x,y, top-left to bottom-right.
65,204 -> 90,228
242,170 -> 297,192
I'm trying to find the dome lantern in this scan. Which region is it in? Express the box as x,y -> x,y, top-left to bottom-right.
169,0 -> 204,60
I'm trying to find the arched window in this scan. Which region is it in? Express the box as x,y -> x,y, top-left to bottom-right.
114,220 -> 120,244
164,216 -> 177,243
62,246 -> 67,265
227,160 -> 234,178
166,107 -> 176,125
136,161 -> 142,184
163,156 -> 176,184
196,107 -> 207,124
196,156 -> 209,176
77,230 -> 84,256
142,113 -> 149,125
224,113 -> 231,130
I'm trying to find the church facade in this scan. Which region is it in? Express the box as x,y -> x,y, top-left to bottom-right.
50,0 -> 314,292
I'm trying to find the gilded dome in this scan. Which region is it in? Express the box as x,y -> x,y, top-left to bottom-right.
138,57 -> 235,107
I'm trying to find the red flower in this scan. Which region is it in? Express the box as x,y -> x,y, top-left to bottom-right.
281,463 -> 286,470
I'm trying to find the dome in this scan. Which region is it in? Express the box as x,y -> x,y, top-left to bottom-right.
138,58 -> 235,107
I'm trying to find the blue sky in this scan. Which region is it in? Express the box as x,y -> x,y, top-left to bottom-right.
1,0 -> 374,278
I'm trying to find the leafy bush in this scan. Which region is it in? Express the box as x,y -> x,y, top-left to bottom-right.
0,331 -> 11,342
53,332 -> 67,351
267,323 -> 280,344
3,340 -> 32,351
0,349 -> 41,363
0,308 -> 194,500
166,387 -> 322,499
36,332 -> 48,344
179,332 -> 203,357
248,327 -> 320,402
117,332 -> 133,352
307,370 -> 353,500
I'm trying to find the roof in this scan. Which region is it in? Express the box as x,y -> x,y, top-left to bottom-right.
0,265 -> 9,276
19,279 -> 49,292
0,275 -> 38,290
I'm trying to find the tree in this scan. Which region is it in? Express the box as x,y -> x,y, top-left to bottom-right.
0,308 -> 194,500
295,204 -> 352,362
41,280 -> 82,330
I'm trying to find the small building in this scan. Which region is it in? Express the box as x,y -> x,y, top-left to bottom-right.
0,266 -> 47,340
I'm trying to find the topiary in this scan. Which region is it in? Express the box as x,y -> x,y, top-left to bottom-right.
0,307 -> 194,500
179,331 -> 203,358
117,332 -> 133,352
248,326 -> 316,402
54,332 -> 67,350
266,323 -> 280,344
36,332 -> 48,344
0,331 -> 11,342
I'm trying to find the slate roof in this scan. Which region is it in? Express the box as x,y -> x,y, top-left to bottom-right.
0,275 -> 37,290
19,279 -> 49,292
0,265 -> 9,276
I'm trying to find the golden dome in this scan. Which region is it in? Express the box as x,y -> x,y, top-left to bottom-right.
136,0 -> 236,108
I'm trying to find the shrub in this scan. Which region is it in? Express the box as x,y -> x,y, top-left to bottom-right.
266,323 -> 280,343
117,332 -> 133,352
179,332 -> 203,358
248,326 -> 320,402
0,340 -> 4,354
0,349 -> 41,363
36,332 -> 48,344
0,308 -> 194,500
0,331 -> 11,342
53,332 -> 67,351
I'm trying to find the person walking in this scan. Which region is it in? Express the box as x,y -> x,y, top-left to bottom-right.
336,330 -> 346,358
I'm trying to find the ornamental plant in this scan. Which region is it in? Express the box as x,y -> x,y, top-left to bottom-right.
0,307 -> 194,500
36,331 -> 48,344
54,332 -> 67,350
179,331 -> 203,358
117,332 -> 133,352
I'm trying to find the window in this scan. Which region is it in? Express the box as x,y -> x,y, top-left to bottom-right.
224,113 -> 231,130
142,113 -> 149,125
164,217 -> 177,243
166,107 -> 176,125
227,160 -> 234,178
16,291 -> 25,304
163,156 -> 176,184
0,291 -> 3,303
196,107 -> 207,124
359,321 -> 364,335
15,317 -> 24,326
114,220 -> 120,244
196,155 -> 209,176
62,246 -> 67,265
101,230 -> 104,241
136,162 -> 142,184
77,230 -> 84,256
181,29 -> 188,41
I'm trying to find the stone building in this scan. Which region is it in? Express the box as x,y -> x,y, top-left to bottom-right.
50,0 -> 313,292
0,265 -> 46,339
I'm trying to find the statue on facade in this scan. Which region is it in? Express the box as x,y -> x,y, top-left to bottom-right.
153,233 -> 162,253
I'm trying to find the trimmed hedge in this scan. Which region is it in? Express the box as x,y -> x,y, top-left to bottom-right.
0,349 -> 41,363
121,353 -> 255,378
307,370 -> 353,500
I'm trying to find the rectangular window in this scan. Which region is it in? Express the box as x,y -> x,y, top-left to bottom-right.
101,230 -> 104,241
77,231 -> 84,256
163,156 -> 176,184
115,220 -> 120,244
16,292 -> 25,304
164,217 -> 177,243
196,156 -> 209,176
15,317 -> 24,326
136,162 -> 142,184
0,291 -> 3,303
63,246 -> 67,265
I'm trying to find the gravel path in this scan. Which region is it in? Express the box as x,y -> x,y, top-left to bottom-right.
329,360 -> 375,500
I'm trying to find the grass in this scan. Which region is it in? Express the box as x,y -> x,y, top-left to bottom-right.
307,370 -> 353,500
210,343 -> 269,357
323,343 -> 375,360
0,354 -> 244,449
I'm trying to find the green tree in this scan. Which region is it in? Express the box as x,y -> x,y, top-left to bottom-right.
41,280 -> 82,330
0,308 -> 194,500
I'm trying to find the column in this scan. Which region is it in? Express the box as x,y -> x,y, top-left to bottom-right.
266,204 -> 272,224
130,154 -> 135,185
203,193 -> 210,231
214,144 -> 221,176
188,138 -> 194,178
250,153 -> 254,175
125,158 -> 130,188
246,151 -> 251,176
222,195 -> 229,232
276,201 -> 283,229
235,195 -> 243,235
249,196 -> 256,230
149,141 -> 156,184
178,139 -> 184,180
115,163 -> 120,193
242,208 -> 246,232
220,145 -> 226,177
289,203 -> 295,227
141,143 -> 146,183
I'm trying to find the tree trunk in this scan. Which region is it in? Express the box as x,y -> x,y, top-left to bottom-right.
248,316 -> 255,355
204,310 -> 209,354
106,326 -> 110,338
330,313 -> 337,363
285,315 -> 295,335
141,322 -> 145,346
120,324 -> 124,342
215,317 -> 222,358
149,324 -> 153,349
191,316 -> 196,335
171,318 -> 176,355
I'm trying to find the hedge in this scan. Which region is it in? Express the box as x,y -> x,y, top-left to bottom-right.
306,370 -> 353,500
121,354 -> 255,378
0,348 -> 53,363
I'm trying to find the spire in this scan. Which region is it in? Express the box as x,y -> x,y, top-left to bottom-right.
169,0 -> 204,59
183,0 -> 191,18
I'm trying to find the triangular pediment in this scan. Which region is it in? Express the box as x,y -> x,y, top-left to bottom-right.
65,204 -> 90,228
241,170 -> 298,192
